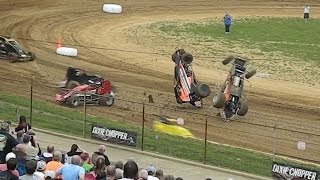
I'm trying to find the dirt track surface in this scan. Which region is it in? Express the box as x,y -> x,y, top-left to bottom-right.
0,0 -> 320,162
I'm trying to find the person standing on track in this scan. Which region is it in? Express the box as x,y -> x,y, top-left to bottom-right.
304,4 -> 311,22
223,12 -> 232,33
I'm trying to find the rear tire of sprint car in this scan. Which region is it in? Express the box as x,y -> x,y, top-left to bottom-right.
212,92 -> 225,108
171,49 -> 186,62
222,56 -> 234,65
237,100 -> 248,116
8,53 -> 17,63
245,69 -> 256,79
181,53 -> 193,64
196,83 -> 211,98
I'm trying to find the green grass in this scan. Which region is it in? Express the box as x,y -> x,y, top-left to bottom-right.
151,17 -> 320,84
0,91 -> 319,177
159,17 -> 320,64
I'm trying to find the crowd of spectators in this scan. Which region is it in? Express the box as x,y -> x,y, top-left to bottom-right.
0,116 -> 204,180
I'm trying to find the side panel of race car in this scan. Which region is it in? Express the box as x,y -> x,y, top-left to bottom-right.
178,63 -> 191,102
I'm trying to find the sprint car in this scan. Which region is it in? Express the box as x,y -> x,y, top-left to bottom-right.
56,67 -> 104,89
56,79 -> 115,107
153,116 -> 194,138
172,49 -> 211,108
0,35 -> 36,63
212,56 -> 256,121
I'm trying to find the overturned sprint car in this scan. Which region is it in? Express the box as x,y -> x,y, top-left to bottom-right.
172,49 -> 211,108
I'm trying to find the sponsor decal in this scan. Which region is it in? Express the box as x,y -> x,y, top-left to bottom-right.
91,124 -> 137,147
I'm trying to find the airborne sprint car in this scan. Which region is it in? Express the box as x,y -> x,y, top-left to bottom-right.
0,35 -> 36,63
212,56 -> 256,121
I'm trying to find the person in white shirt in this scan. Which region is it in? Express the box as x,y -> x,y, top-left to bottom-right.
304,5 -> 310,22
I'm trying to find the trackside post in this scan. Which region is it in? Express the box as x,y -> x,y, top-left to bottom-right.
141,102 -> 145,151
83,92 -> 87,138
30,77 -> 35,126
204,117 -> 208,164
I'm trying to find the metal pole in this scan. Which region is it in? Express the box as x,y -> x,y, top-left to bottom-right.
30,77 -> 34,126
272,124 -> 277,162
141,102 -> 145,151
83,92 -> 87,138
204,117 -> 208,164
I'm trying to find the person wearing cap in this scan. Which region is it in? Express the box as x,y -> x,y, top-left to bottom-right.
138,169 -> 148,180
44,170 -> 55,180
146,165 -> 159,180
34,160 -> 46,178
20,159 -> 45,180
223,12 -> 232,33
0,122 -> 19,164
0,152 -> 19,178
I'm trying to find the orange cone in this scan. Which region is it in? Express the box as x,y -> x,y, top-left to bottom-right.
56,36 -> 62,48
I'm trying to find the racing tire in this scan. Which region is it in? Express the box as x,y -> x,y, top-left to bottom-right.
222,56 -> 234,65
181,53 -> 193,64
8,53 -> 17,63
66,96 -> 80,107
245,70 -> 256,79
196,83 -> 211,98
27,52 -> 36,61
98,96 -> 114,106
212,92 -> 225,108
66,80 -> 80,89
237,101 -> 248,116
171,49 -> 186,62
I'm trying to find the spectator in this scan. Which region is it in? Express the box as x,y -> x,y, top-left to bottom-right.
304,4 -> 311,22
56,155 -> 85,180
138,170 -> 148,180
26,129 -> 42,156
44,170 -> 55,180
155,169 -> 164,180
122,160 -> 138,180
107,165 -> 116,180
164,175 -> 175,180
41,145 -> 54,163
115,160 -> 124,179
0,122 -> 19,164
80,152 -> 93,173
176,177 -> 183,180
0,152 -> 19,179
0,152 -> 19,176
92,145 -> 110,166
15,115 -> 31,133
34,160 -> 46,178
20,159 -> 44,180
16,134 -> 39,160
46,150 -> 63,171
90,157 -> 107,180
205,178 -> 212,180
223,12 -> 232,33
67,144 -> 84,157
16,131 -> 24,144
146,165 -> 159,180
5,121 -> 15,136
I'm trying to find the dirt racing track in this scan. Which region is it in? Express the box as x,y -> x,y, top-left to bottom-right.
0,0 -> 320,162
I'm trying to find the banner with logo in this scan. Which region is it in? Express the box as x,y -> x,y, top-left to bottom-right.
272,162 -> 320,180
91,124 -> 137,147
